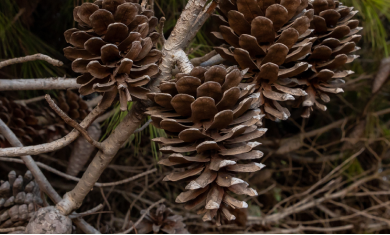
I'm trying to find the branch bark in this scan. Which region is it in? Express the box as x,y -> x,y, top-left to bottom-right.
0,53 -> 63,69
158,0 -> 215,81
0,78 -> 79,91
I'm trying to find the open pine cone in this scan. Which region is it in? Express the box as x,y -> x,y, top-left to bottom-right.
0,171 -> 43,229
136,204 -> 188,234
0,97 -> 41,146
212,0 -> 361,120
147,65 -> 266,224
64,0 -> 161,111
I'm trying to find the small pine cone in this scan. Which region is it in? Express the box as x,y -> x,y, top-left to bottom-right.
64,0 -> 161,111
212,0 -> 361,120
45,90 -> 91,142
0,171 -> 43,229
57,90 -> 90,120
148,65 -> 266,224
136,204 -> 189,234
0,98 -> 41,146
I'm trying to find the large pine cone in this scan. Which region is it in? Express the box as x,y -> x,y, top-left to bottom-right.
212,0 -> 361,120
0,98 -> 41,146
64,0 -> 161,111
0,171 -> 43,229
147,65 -> 266,224
136,204 -> 189,234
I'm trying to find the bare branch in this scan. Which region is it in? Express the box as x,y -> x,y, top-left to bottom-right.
0,78 -> 79,91
96,168 -> 156,187
120,198 -> 165,234
158,0 -> 211,82
45,94 -> 104,151
68,204 -> 104,219
0,105 -> 105,157
14,95 -> 46,105
0,53 -> 63,69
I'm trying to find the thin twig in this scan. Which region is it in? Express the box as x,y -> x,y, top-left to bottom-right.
96,168 -> 157,187
134,119 -> 152,134
45,94 -> 104,151
0,157 -> 157,187
257,224 -> 354,234
14,95 -> 46,105
119,198 -> 165,234
68,204 -> 104,219
0,227 -> 26,233
0,53 -> 63,69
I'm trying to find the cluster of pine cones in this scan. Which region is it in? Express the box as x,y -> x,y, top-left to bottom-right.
0,171 -> 43,229
213,0 -> 360,119
59,0 -> 362,229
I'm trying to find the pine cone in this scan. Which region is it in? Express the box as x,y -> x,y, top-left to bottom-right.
136,204 -> 188,234
148,65 -> 266,224
57,90 -> 89,120
212,0 -> 361,120
64,0 -> 161,111
0,171 -> 43,229
0,98 -> 41,146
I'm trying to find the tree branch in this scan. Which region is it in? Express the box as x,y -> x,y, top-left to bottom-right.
0,105 -> 105,157
0,78 -> 79,91
45,94 -> 104,151
158,0 -> 213,82
0,53 -> 63,69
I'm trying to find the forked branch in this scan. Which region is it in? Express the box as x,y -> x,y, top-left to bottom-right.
45,94 -> 104,151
